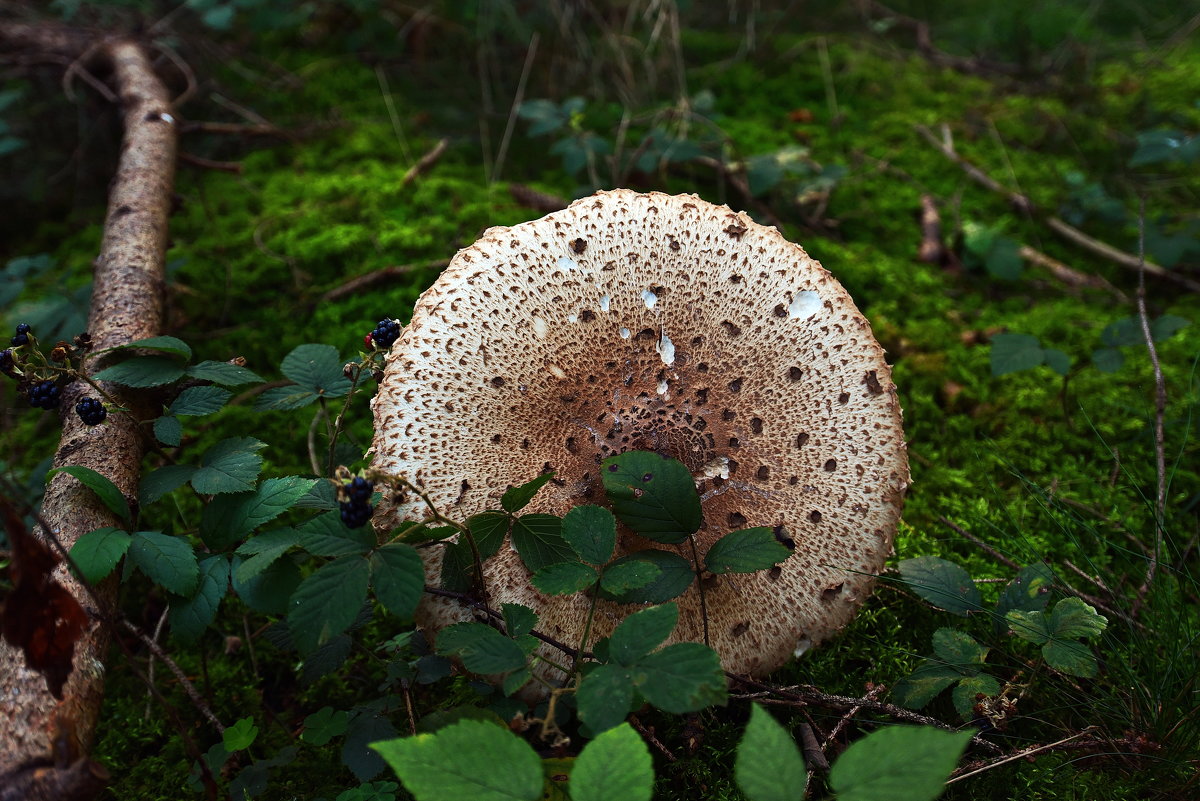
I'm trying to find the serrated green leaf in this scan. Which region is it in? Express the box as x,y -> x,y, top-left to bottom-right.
1043,348 -> 1070,376
370,543 -> 424,618
297,509 -> 374,556
599,560 -> 661,594
94,355 -> 186,387
468,511 -> 510,559
610,604 -> 678,667
254,385 -> 319,410
1151,314 -> 1189,341
599,550 -> 693,604
170,555 -> 229,642
532,560 -> 598,595
287,555 -> 370,653
951,674 -> 1001,719
503,667 -> 532,697
68,527 -> 131,584
129,530 -> 199,596
280,344 -> 351,397
345,711 -> 397,781
1100,317 -> 1142,347
1046,597 -> 1108,640
223,717 -> 259,751
302,707 -> 349,746
735,704 -> 807,801
301,634 -> 353,685
985,236 -> 1023,280
511,513 -> 574,573
169,385 -> 231,416
704,527 -> 789,574
601,452 -> 701,544
830,726 -> 971,801
561,505 -> 617,565
185,360 -> 264,386
190,437 -> 265,494
234,528 -> 300,583
891,661 -> 963,710
372,719 -> 543,801
898,556 -> 981,615
435,622 -> 527,674
233,555 -> 301,615
200,476 -> 317,548
577,663 -> 634,734
989,333 -> 1044,376
995,562 -> 1054,624
1091,347 -> 1124,372
49,465 -> 131,524
636,642 -> 726,714
439,539 -> 475,593
502,604 -> 537,639
139,464 -> 196,505
106,335 -> 192,359
153,415 -> 182,446
1043,640 -> 1099,677
501,472 -> 553,513
930,628 -> 988,667
572,723 -> 653,801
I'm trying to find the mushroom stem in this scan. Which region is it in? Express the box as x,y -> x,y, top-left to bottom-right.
687,535 -> 712,648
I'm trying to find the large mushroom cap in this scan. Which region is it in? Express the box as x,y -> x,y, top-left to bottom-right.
370,189 -> 908,686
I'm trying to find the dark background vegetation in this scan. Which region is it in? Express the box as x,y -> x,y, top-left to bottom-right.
1,1 -> 1197,799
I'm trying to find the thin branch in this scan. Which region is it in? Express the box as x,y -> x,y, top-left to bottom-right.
401,138 -> 449,187
319,259 -> 449,303
947,727 -> 1098,784
938,516 -> 1020,570
914,124 -> 1200,292
178,151 -> 243,173
1134,199 -> 1169,614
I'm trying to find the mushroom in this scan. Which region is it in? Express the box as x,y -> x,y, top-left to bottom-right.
370,189 -> 908,688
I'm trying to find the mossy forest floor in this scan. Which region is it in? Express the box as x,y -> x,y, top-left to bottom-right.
2,3 -> 1198,800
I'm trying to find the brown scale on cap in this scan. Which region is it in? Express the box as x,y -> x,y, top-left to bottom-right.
370,189 -> 908,689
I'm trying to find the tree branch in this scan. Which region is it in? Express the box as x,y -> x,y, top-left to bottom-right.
0,35 -> 176,796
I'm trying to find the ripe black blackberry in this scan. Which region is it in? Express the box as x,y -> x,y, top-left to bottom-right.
369,318 -> 401,349
76,397 -> 107,426
0,349 -> 14,377
11,323 -> 31,347
26,379 -> 60,410
339,476 -> 375,529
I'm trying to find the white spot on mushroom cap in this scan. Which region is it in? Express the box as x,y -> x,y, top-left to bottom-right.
546,363 -> 566,380
557,256 -> 578,271
531,316 -> 549,338
599,295 -> 611,312
640,289 -> 658,309
788,290 -> 822,319
656,330 -> 675,366
619,327 -> 631,339
567,314 -> 578,323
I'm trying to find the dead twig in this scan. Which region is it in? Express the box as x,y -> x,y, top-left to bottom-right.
178,151 -> 242,173
179,120 -> 290,139
731,678 -> 1002,754
508,183 -> 568,213
401,138 -> 449,187
319,259 -> 449,304
1133,200 -> 1169,615
914,124 -> 1200,292
948,728 -> 1100,784
629,714 -> 677,762
491,32 -> 538,184
858,0 -> 1019,78
1018,245 -> 1128,301
939,516 -> 1020,570
62,40 -> 116,104
917,193 -> 946,264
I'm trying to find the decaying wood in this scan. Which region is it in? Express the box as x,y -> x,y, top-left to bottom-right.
0,36 -> 176,798
917,193 -> 946,264
914,123 -> 1200,293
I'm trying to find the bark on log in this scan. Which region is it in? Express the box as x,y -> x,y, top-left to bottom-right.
0,37 -> 176,798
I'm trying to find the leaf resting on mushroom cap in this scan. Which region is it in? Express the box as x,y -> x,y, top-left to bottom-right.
370,189 -> 909,690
